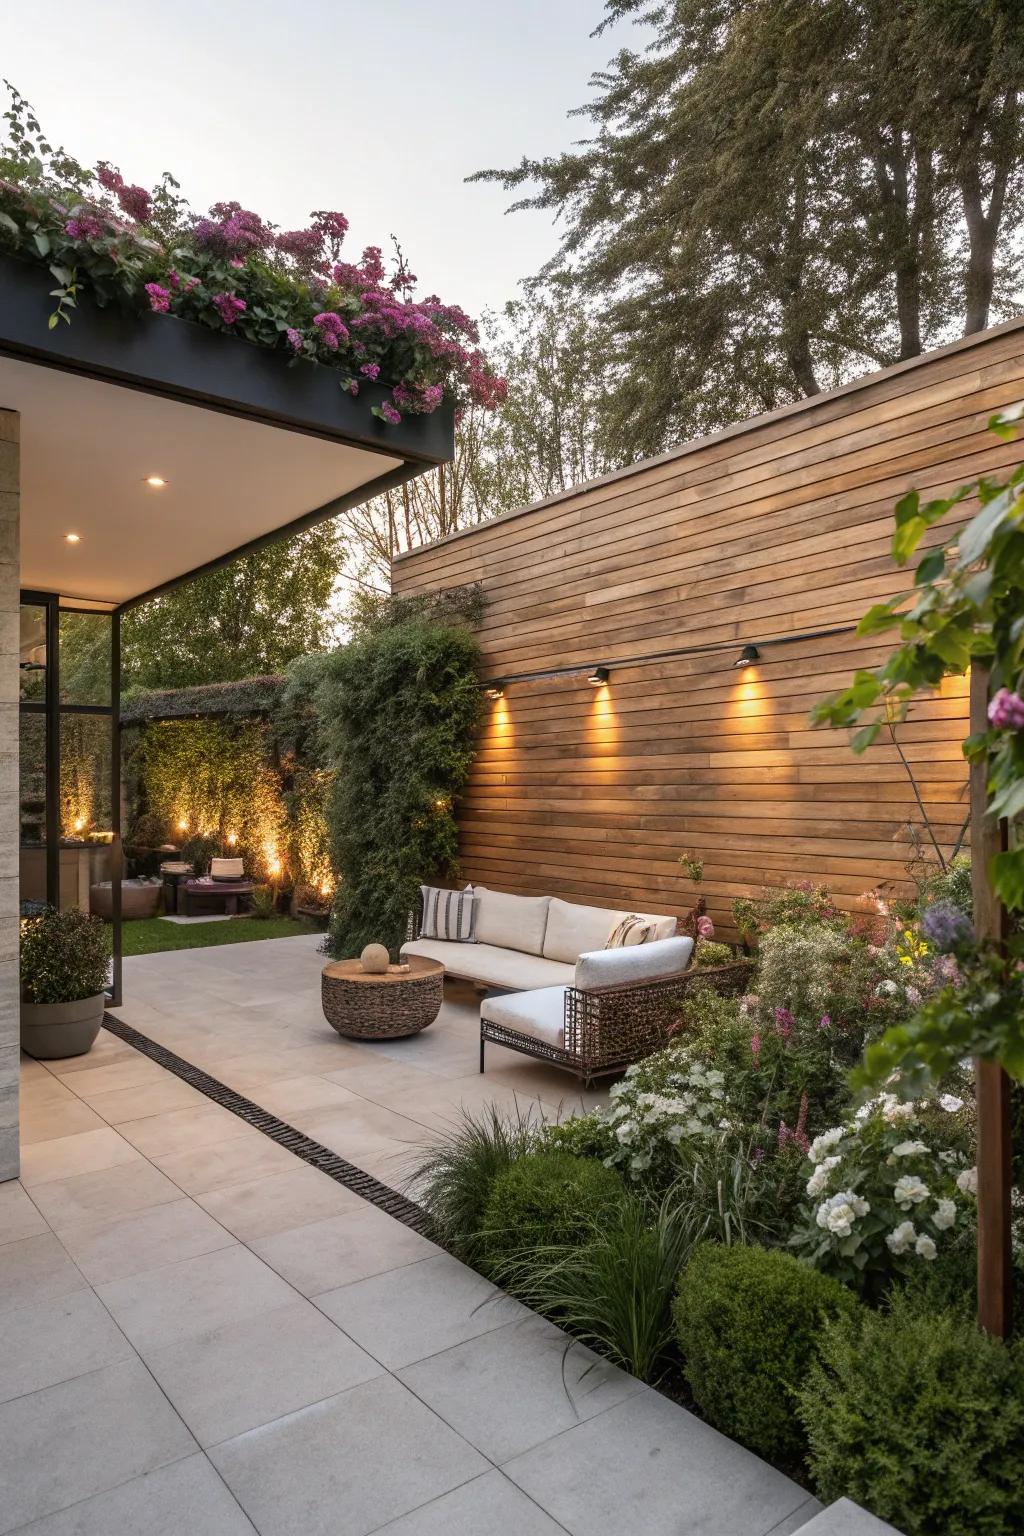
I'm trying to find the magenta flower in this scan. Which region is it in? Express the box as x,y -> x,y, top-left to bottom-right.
988,688 -> 1024,730
359,363 -> 380,380
313,312 -> 349,352
65,213 -> 104,241
276,227 -> 324,265
379,401 -> 402,425
774,1006 -> 795,1044
750,1030 -> 761,1068
696,914 -> 715,939
144,282 -> 171,313
212,292 -> 246,326
117,183 -> 151,223
285,327 -> 304,354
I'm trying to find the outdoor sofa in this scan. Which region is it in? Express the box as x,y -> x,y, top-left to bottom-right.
402,886 -> 744,1085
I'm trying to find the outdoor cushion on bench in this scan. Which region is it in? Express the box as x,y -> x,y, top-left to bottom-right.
401,938 -> 574,992
480,985 -> 568,1047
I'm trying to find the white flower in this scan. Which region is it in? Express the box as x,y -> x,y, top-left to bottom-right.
816,1191 -> 869,1237
808,1127 -> 845,1164
876,980 -> 898,996
939,1094 -> 964,1114
893,1175 -> 930,1208
956,1166 -> 978,1196
887,1220 -> 917,1255
630,1149 -> 652,1173
663,1122 -> 686,1146
881,1097 -> 915,1125
891,1140 -> 929,1158
933,1199 -> 957,1231
806,1156 -> 841,1199
614,1121 -> 636,1146
915,1234 -> 937,1261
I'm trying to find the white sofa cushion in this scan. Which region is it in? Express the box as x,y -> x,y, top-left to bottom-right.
542,897 -> 678,963
401,938 -> 573,991
574,935 -> 694,991
473,887 -> 551,956
480,986 -> 567,1048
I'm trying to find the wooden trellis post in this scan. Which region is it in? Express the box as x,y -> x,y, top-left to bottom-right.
970,664 -> 1013,1338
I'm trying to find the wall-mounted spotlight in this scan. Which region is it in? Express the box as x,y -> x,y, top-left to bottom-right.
587,665 -> 610,686
483,681 -> 505,700
733,644 -> 761,670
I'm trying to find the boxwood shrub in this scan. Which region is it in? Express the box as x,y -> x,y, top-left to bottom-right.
674,1242 -> 855,1464
482,1150 -> 623,1272
799,1290 -> 1024,1536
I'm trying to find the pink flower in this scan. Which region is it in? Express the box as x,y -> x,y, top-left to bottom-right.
211,292 -> 246,326
116,183 -> 151,222
819,1013 -> 831,1030
360,362 -> 380,380
379,401 -> 402,425
144,282 -> 171,313
65,213 -> 104,241
774,1007 -> 795,1044
750,1030 -> 761,1068
313,312 -> 349,352
696,914 -> 715,939
285,328 -> 304,353
988,688 -> 1024,731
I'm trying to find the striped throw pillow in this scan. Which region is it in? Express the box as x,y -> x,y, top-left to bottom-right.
420,885 -> 477,942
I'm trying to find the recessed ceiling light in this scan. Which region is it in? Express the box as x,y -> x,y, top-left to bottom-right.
64,532 -> 81,544
145,475 -> 167,488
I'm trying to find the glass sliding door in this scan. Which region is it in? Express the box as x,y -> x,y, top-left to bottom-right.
18,591 -> 122,1004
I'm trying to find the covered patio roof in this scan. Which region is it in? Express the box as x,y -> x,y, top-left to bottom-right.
1,253 -> 453,606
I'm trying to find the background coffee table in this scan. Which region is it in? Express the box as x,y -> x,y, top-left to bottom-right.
321,955 -> 444,1039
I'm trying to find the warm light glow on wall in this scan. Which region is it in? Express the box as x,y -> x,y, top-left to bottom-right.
226,831 -> 238,846
730,673 -> 766,718
586,681 -> 620,757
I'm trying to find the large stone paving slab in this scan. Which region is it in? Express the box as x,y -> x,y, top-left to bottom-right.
10,1452 -> 257,1535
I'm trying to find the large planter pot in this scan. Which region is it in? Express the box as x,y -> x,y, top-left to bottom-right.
89,879 -> 161,921
20,994 -> 106,1059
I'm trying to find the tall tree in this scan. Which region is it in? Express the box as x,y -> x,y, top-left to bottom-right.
121,522 -> 345,690
474,0 -> 1024,461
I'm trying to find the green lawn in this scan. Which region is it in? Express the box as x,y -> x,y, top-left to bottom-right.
116,915 -> 321,956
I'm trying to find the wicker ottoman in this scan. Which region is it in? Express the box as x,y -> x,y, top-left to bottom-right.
321,955 -> 444,1040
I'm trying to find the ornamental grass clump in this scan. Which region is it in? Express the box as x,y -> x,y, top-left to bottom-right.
789,1093 -> 975,1297
481,1150 -> 623,1274
674,1243 -> 856,1465
799,1290 -> 1024,1536
405,1103 -> 537,1266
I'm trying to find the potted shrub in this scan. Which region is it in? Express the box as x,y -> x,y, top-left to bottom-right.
20,907 -> 112,1058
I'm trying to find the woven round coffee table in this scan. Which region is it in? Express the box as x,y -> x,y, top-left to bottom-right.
321,955 -> 444,1040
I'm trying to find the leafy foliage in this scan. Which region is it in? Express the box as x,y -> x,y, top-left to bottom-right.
482,1151 -> 623,1273
20,907 -> 111,1003
675,1243 -> 855,1465
319,617 -> 482,957
799,1291 -> 1024,1535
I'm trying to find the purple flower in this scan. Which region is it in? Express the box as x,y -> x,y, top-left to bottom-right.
773,1006 -> 795,1044
285,327 -> 304,354
313,312 -> 349,352
144,282 -> 171,313
276,227 -> 324,265
211,292 -> 246,326
65,213 -> 104,241
360,362 -> 380,380
379,400 -> 402,425
117,183 -> 151,223
818,1013 -> 831,1031
988,688 -> 1024,731
920,900 -> 974,954
193,203 -> 269,260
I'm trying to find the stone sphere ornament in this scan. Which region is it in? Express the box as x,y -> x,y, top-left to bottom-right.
360,943 -> 390,974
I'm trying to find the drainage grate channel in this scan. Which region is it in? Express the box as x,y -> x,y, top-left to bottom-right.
102,1015 -> 433,1236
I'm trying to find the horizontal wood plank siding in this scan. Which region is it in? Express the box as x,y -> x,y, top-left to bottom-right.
393,325 -> 1024,936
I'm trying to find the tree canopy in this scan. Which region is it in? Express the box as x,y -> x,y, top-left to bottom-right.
475,0 -> 1024,461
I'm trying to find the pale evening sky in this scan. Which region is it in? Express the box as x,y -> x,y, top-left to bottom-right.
0,0 -> 641,322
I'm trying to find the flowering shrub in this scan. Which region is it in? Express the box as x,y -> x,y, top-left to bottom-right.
0,86 -> 503,424
732,881 -> 841,942
789,1094 -> 975,1294
600,1043 -> 733,1180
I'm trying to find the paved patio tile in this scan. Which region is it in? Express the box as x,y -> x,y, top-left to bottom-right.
0,1232 -> 87,1316
795,1498 -> 897,1534
9,1453 -> 257,1535
768,1498 -> 826,1533
315,1251 -> 528,1370
58,1056 -> 169,1104
194,1163 -> 364,1242
397,1315 -> 644,1464
0,1180 -> 48,1244
252,1204 -> 438,1297
145,1297 -> 384,1446
252,1073 -> 362,1119
209,1374 -> 487,1536
0,1358 -> 196,1533
502,1385 -> 812,1536
27,1160 -> 182,1233
149,1131 -> 298,1195
370,1470 -> 567,1535
44,1036 -> 140,1077
116,1101 -> 260,1158
56,1197 -> 237,1285
97,1242 -> 296,1355
0,1288 -> 132,1403
19,1099 -> 106,1145
19,1126 -> 143,1187
80,1076 -> 209,1124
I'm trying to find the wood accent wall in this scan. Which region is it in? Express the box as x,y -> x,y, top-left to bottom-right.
392,322 -> 1024,937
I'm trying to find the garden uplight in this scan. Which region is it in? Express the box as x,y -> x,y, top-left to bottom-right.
733,644 -> 761,669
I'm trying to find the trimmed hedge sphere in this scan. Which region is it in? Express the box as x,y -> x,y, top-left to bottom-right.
482,1150 -> 623,1272
674,1242 -> 855,1464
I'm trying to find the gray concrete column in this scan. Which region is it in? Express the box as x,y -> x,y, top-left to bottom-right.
0,409 -> 19,1180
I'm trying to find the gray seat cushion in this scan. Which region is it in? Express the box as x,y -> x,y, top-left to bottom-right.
401,938 -> 574,991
